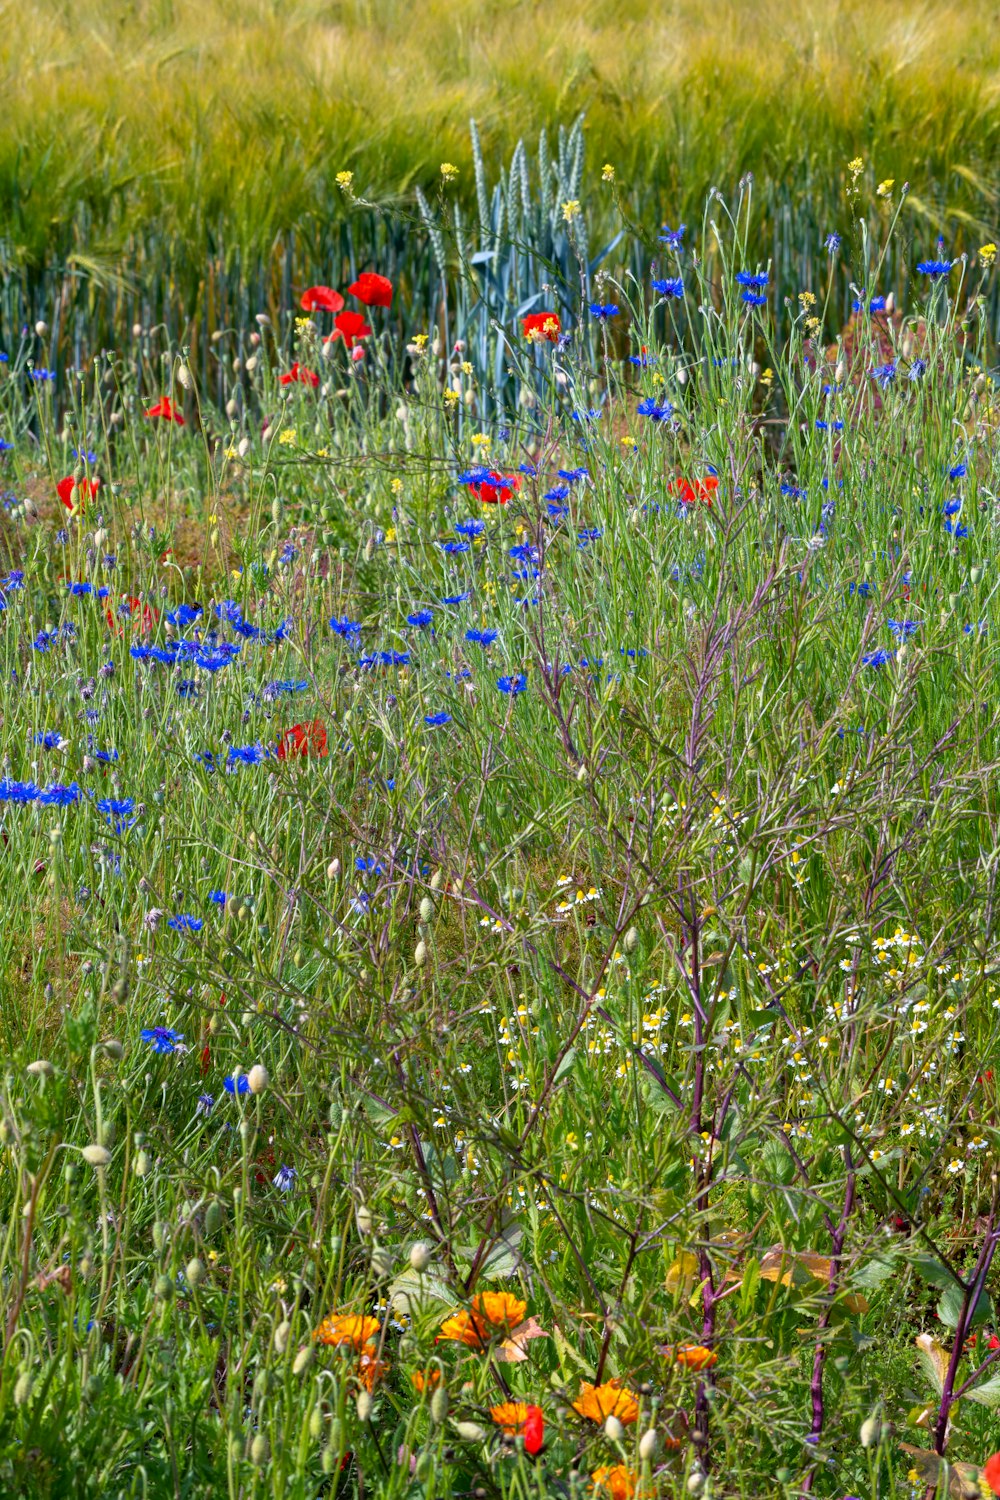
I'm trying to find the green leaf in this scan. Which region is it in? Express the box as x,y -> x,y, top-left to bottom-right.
552,1048 -> 577,1085
853,1254 -> 898,1291
937,1282 -> 992,1329
912,1255 -> 960,1289
964,1375 -> 1000,1408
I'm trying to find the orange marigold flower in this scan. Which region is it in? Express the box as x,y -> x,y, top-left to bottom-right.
438,1292 -> 527,1349
490,1401 -> 529,1434
358,1342 -> 389,1391
314,1313 -> 380,1350
591,1463 -> 644,1499
663,1344 -> 717,1371
572,1379 -> 640,1425
411,1368 -> 442,1394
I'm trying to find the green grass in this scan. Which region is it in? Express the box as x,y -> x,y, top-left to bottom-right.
1,0 -> 999,356
0,172 -> 1000,1500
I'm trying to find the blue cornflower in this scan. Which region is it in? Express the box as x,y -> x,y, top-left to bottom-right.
168,914 -> 203,934
407,609 -> 434,628
273,1165 -> 297,1192
227,744 -> 268,766
31,367 -> 55,382
848,582 -> 872,598
942,497 -> 962,517
735,272 -> 769,290
279,543 -> 298,564
455,518 -> 485,538
165,604 -> 202,627
176,679 -> 198,698
887,619 -> 919,638
781,483 -> 807,499
589,303 -> 619,321
424,712 -> 452,727
208,889 -> 228,906
224,1074 -> 251,1096
33,631 -> 57,651
35,730 -> 65,749
441,594 -> 470,606
870,362 -> 897,389
441,540 -> 470,554
862,648 -> 895,668
916,259 -> 952,279
944,520 -> 969,538
72,446 -> 98,464
3,571 -> 24,590
330,616 -> 362,638
853,294 -> 886,313
558,467 -> 589,484
547,502 -> 570,519
577,528 -> 602,547
66,581 -> 92,596
637,397 -> 673,422
356,856 -> 385,875
196,1094 -> 214,1117
497,673 -> 527,695
263,679 -> 309,698
571,408 -> 599,422
55,529 -> 69,544
651,277 -> 684,298
519,462 -> 538,476
949,463 -> 967,480
908,359 -> 928,381
96,796 -> 134,818
544,484 -> 570,502
659,223 -> 686,248
815,420 -> 844,432
141,1026 -> 184,1053
37,782 -> 81,806
825,232 -> 841,253
466,628 -> 498,646
0,778 -> 40,803
195,652 -> 235,673
0,439 -> 12,453
628,352 -> 658,367
741,291 -> 767,307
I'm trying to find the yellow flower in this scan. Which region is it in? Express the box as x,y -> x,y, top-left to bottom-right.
294,315 -> 312,331
443,388 -> 461,405
572,1379 -> 639,1425
798,290 -> 816,308
562,199 -> 581,222
848,157 -> 864,179
470,432 -> 490,448
412,333 -> 429,350
336,170 -> 354,192
760,367 -> 774,386
384,526 -> 396,543
877,178 -> 894,199
980,243 -> 997,267
440,162 -> 459,183
601,163 -> 615,182
278,429 -> 297,446
390,477 -> 404,494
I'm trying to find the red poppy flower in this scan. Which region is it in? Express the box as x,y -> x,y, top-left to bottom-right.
300,285 -> 344,314
280,362 -> 320,388
106,595 -> 159,636
348,272 -> 393,308
522,311 -> 561,342
325,311 -> 372,351
56,475 -> 100,512
145,396 -> 185,425
200,1043 -> 211,1076
276,719 -> 328,760
470,470 -> 522,506
524,1405 -> 544,1456
986,1453 -> 1000,1497
671,474 -> 718,505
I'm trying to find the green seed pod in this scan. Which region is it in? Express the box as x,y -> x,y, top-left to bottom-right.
154,1274 -> 174,1303
273,1320 -> 291,1355
250,1434 -> 270,1466
271,497 -> 284,526
293,1346 -> 315,1376
134,1149 -> 152,1178
419,897 -> 433,924
185,1257 -> 206,1288
309,1403 -> 324,1440
14,1371 -> 33,1406
152,1221 -> 168,1252
204,1200 -> 224,1237
356,1390 -> 373,1422
623,926 -> 639,953
430,1386 -> 449,1424
254,1369 -> 276,1401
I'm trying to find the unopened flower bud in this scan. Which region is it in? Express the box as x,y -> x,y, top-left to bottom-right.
409,1240 -> 432,1272
27,1059 -> 54,1078
454,1421 -> 486,1442
250,1434 -> 270,1465
639,1429 -> 659,1460
186,1257 -> 206,1288
860,1412 -> 882,1448
35,320 -> 48,337
431,1386 -> 449,1423
134,1149 -> 152,1178
356,1203 -> 373,1236
176,363 -> 193,390
273,1319 -> 291,1354
414,940 -> 427,966
14,1371 -> 33,1406
238,436 -> 251,458
81,1144 -> 111,1167
356,1390 -> 373,1422
419,897 -> 434,923
293,1345 -> 315,1376
623,926 -> 639,953
604,1415 -> 624,1442
247,1064 -> 269,1095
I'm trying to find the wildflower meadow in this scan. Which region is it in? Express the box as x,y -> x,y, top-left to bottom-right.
1,104 -> 1000,1500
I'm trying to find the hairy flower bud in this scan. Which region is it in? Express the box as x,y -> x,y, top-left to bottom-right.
409,1240 -> 432,1272
247,1064 -> 269,1095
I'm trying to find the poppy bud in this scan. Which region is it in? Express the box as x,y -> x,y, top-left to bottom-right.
132,323 -> 143,338
309,1403 -> 324,1440
576,764 -> 588,783
370,1246 -> 394,1279
419,897 -> 434,924
186,1257 -> 206,1288
454,1422 -> 486,1442
431,1387 -> 449,1423
363,537 -> 375,561
262,426 -> 274,444
134,1149 -> 152,1178
624,926 -> 639,953
205,1200 -> 224,1237
356,1203 -> 373,1236
639,1429 -> 659,1460
27,1059 -> 54,1078
154,1274 -> 174,1303
15,1370 -> 34,1405
859,1412 -> 882,1448
226,398 -> 238,419
885,292 -> 896,314
430,869 -> 443,891
356,1391 -> 373,1422
293,1345 -> 314,1376
414,940 -> 427,966
82,1144 -> 111,1167
177,364 -> 193,390
687,1472 -> 705,1495
271,497 -> 284,525
250,1434 -> 270,1465
604,1415 -> 624,1442
274,1320 -> 291,1354
247,1064 -> 269,1095
676,368 -> 688,386
327,859 -> 341,880
35,320 -> 48,337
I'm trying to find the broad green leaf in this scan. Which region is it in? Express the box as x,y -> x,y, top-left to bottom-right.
937,1283 -> 992,1329
964,1374 -> 1000,1408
